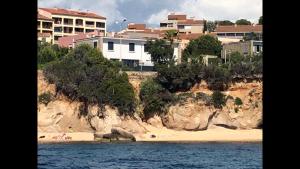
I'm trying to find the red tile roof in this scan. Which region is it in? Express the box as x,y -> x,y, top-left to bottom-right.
177,19 -> 205,25
39,8 -> 106,19
57,31 -> 104,47
168,14 -> 187,20
215,25 -> 262,33
38,13 -> 53,21
127,23 -> 146,30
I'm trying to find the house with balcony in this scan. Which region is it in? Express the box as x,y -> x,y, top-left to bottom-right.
38,13 -> 54,43
38,8 -> 106,44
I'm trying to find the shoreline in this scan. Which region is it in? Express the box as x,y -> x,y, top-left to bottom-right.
38,128 -> 262,143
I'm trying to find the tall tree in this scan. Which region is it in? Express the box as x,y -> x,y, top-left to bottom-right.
216,20 -> 234,26
258,16 -> 263,24
145,39 -> 174,66
182,35 -> 222,63
206,21 -> 217,32
236,19 -> 251,25
164,29 -> 178,45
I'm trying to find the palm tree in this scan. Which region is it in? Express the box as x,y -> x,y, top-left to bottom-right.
164,29 -> 178,46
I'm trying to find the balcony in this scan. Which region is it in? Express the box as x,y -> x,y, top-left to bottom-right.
85,21 -> 95,28
63,18 -> 73,26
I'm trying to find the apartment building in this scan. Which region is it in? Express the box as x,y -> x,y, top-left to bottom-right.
215,24 -> 262,44
38,13 -> 54,43
38,8 -> 106,43
160,13 -> 205,34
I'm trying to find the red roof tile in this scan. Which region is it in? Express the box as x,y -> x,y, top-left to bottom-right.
127,23 -> 146,30
57,31 -> 104,47
215,25 -> 262,33
39,8 -> 106,19
168,14 -> 187,20
38,13 -> 53,21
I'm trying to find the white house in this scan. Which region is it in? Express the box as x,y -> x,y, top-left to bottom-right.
76,36 -> 180,70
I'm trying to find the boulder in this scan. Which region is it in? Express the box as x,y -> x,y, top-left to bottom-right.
146,115 -> 164,128
111,127 -> 136,141
162,102 -> 215,131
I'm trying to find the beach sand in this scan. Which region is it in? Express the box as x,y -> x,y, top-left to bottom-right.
38,126 -> 262,143
136,126 -> 262,142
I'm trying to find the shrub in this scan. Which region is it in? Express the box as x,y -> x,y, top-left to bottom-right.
234,97 -> 243,106
139,78 -> 174,120
156,63 -> 203,92
38,92 -> 53,105
211,91 -> 226,109
195,92 -> 212,105
226,95 -> 234,100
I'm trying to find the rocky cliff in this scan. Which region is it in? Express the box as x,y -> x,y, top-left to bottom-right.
38,71 -> 262,135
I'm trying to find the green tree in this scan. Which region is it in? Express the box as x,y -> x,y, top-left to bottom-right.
164,29 -> 178,45
139,78 -> 174,120
216,20 -> 234,26
206,21 -> 216,32
243,32 -> 262,41
44,44 -> 136,117
38,46 -> 57,67
236,19 -> 251,25
145,39 -> 174,66
182,35 -> 222,62
234,97 -> 243,105
258,16 -> 263,24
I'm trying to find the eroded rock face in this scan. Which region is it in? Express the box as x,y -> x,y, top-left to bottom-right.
162,102 -> 215,131
147,115 -> 164,128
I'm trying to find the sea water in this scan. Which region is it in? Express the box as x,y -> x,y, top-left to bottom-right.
38,142 -> 262,169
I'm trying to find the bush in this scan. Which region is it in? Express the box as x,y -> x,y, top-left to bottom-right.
234,107 -> 239,113
195,92 -> 212,105
211,91 -> 226,109
234,97 -> 243,106
38,92 -> 53,105
139,78 -> 174,120
156,63 -> 203,92
204,65 -> 231,91
44,44 -> 136,117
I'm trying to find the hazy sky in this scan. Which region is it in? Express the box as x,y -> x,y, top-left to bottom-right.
38,0 -> 262,32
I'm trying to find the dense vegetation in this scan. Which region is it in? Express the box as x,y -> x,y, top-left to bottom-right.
38,92 -> 53,106
43,44 -> 136,117
37,41 -> 69,69
139,79 -> 174,120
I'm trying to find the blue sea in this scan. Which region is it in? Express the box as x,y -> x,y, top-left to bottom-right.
38,142 -> 262,169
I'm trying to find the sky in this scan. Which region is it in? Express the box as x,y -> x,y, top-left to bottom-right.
38,0 -> 262,32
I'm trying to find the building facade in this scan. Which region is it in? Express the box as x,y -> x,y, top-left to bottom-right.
215,24 -> 262,44
75,36 -> 181,70
221,40 -> 263,61
38,14 -> 54,43
160,13 -> 205,34
38,8 -> 106,44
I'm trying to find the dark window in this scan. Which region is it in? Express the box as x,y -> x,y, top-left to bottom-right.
217,33 -> 225,36
144,44 -> 148,52
236,33 -> 244,36
129,43 -> 135,52
54,36 -> 61,41
108,42 -> 114,50
54,27 -> 62,32
96,22 -> 105,28
226,33 -> 235,36
93,41 -> 98,48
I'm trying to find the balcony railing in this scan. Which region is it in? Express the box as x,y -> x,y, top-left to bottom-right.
86,24 -> 95,27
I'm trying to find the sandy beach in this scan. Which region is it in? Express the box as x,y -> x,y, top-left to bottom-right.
38,127 -> 262,143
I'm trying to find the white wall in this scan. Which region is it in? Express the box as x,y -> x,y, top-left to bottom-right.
101,38 -> 153,67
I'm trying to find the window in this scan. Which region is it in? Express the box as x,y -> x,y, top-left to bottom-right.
256,45 -> 260,52
236,33 -> 244,36
54,36 -> 61,41
108,42 -> 114,50
93,41 -> 98,48
54,27 -> 62,32
129,43 -> 135,52
144,44 -> 148,52
96,22 -> 105,28
217,33 -> 225,36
